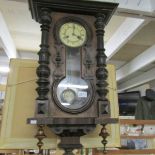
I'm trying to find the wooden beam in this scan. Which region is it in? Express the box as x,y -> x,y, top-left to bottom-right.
0,12 -> 18,59
118,67 -> 155,91
105,17 -> 146,60
116,44 -> 155,82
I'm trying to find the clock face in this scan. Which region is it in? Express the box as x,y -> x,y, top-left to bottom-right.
61,89 -> 76,104
59,22 -> 87,47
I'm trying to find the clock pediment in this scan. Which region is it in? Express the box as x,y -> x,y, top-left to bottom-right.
28,0 -> 118,24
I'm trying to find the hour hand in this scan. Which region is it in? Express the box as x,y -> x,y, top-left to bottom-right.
72,32 -> 83,40
63,35 -> 69,39
72,24 -> 75,34
77,35 -> 83,41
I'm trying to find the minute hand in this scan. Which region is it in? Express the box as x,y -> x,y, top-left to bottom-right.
76,35 -> 83,41
72,33 -> 83,40
72,24 -> 76,34
72,26 -> 83,41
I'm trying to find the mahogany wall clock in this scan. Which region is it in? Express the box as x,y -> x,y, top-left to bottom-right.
27,0 -> 118,154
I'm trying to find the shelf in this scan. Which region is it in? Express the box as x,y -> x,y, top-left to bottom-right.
118,119 -> 155,154
121,135 -> 155,139
95,149 -> 155,154
120,119 -> 155,125
0,149 -> 21,153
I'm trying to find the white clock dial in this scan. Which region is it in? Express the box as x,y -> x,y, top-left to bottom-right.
59,22 -> 86,47
61,89 -> 76,104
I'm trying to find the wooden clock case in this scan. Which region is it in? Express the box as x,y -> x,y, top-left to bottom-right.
27,0 -> 118,153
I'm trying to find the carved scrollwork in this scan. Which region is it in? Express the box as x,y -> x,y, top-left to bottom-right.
53,44 -> 64,80
83,47 -> 94,79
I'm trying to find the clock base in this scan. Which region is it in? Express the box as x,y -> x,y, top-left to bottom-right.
27,117 -> 118,153
28,117 -> 96,154
58,137 -> 82,155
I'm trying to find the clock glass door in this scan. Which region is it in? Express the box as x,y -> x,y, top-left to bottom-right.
56,47 -> 92,113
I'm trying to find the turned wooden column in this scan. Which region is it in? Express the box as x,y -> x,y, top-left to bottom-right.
95,13 -> 109,110
35,8 -> 52,153
95,13 -> 110,153
36,8 -> 52,116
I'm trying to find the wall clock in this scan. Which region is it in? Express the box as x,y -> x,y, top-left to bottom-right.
52,16 -> 94,114
27,0 -> 118,154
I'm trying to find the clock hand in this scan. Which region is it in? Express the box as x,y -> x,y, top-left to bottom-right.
63,35 -> 69,39
71,28 -> 83,40
72,24 -> 75,35
76,35 -> 83,41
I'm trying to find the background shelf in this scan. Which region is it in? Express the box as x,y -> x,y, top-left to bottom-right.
121,135 -> 155,139
120,119 -> 155,125
95,149 -> 155,154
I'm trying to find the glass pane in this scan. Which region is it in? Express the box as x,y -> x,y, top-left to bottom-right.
57,47 -> 91,110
